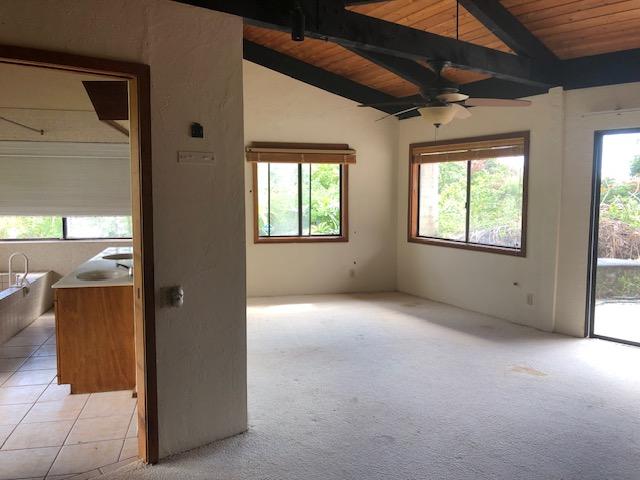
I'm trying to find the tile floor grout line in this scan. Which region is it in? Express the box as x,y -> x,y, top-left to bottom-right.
116,400 -> 138,461
43,390 -> 92,479
0,335 -> 51,451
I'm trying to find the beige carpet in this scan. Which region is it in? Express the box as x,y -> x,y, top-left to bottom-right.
104,292 -> 640,480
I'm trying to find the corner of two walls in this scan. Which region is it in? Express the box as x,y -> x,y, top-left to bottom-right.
393,81 -> 640,338
395,89 -> 565,333
243,61 -> 399,297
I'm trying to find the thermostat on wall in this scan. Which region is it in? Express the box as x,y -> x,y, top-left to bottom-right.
178,151 -> 215,164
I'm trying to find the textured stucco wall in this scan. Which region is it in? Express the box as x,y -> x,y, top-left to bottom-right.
396,88 -> 565,333
0,0 -> 247,457
243,61 -> 398,296
554,82 -> 640,336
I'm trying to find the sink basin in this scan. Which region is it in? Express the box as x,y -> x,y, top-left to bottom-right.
76,269 -> 130,281
102,253 -> 133,261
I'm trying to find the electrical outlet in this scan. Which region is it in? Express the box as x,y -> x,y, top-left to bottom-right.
526,293 -> 534,306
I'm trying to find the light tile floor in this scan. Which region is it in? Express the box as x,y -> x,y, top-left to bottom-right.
0,311 -> 138,480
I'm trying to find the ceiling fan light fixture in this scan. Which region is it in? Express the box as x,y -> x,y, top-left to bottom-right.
437,92 -> 469,103
418,105 -> 457,127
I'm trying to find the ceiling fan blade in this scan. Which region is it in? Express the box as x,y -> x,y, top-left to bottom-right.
359,101 -> 426,108
437,92 -> 469,103
376,106 -> 420,121
451,103 -> 472,120
464,98 -> 532,107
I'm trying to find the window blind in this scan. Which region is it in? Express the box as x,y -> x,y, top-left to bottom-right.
246,142 -> 356,164
0,141 -> 131,216
412,136 -> 526,164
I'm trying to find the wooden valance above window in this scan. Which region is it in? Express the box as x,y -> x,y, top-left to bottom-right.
412,134 -> 527,164
245,142 -> 356,164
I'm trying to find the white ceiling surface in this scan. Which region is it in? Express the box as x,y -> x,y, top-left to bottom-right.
0,62 -> 120,111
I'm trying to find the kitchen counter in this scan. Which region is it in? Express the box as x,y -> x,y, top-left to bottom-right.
52,247 -> 133,289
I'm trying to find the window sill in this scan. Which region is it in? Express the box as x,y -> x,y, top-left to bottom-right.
0,238 -> 132,245
255,235 -> 348,244
408,236 -> 525,257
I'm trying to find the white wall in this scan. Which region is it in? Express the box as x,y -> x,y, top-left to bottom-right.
554,83 -> 640,336
0,240 -> 131,277
396,88 -> 565,332
243,61 -> 398,296
0,0 -> 247,458
396,82 -> 640,337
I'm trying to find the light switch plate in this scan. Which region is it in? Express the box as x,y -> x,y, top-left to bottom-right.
178,151 -> 215,164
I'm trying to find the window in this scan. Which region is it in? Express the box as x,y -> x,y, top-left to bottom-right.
408,132 -> 529,256
247,143 -> 352,243
0,216 -> 132,241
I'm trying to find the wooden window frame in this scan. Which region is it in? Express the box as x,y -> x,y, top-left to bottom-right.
408,131 -> 530,257
251,161 -> 349,244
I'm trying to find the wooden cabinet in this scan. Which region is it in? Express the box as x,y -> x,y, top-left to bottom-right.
55,286 -> 135,394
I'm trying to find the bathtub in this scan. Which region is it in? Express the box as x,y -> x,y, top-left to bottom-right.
0,271 -> 54,344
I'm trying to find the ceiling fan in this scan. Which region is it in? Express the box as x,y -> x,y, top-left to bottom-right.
358,61 -> 532,127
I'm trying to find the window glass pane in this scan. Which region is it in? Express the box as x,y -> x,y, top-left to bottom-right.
257,163 -> 270,236
468,157 -> 524,248
66,216 -> 132,239
268,163 -> 299,236
418,161 -> 467,241
301,164 -> 311,236
310,164 -> 341,236
0,216 -> 63,239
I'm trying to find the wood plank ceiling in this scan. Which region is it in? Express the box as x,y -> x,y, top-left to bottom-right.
243,0 -> 640,99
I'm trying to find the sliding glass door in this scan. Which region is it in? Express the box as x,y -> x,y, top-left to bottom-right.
588,129 -> 640,345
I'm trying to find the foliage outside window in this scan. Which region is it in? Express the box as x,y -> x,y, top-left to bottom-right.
254,162 -> 346,242
409,132 -> 529,256
0,216 -> 132,240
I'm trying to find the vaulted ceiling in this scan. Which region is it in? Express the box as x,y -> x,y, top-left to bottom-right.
175,0 -> 640,117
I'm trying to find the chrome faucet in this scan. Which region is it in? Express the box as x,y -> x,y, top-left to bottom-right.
8,252 -> 30,288
116,262 -> 133,277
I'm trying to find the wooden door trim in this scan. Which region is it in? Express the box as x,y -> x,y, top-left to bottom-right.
0,44 -> 158,463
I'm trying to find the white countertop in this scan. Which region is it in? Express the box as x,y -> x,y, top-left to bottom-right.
52,247 -> 134,289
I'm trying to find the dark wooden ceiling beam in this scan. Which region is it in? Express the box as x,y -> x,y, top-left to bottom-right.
343,1 -> 389,5
346,47 -> 439,90
458,0 -> 556,62
173,0 -> 559,88
243,40 -> 406,115
561,48 -> 640,90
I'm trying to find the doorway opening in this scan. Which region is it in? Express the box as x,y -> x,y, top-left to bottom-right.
0,44 -> 158,473
587,128 -> 640,346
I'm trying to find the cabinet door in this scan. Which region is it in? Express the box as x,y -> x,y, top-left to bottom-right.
56,286 -> 135,393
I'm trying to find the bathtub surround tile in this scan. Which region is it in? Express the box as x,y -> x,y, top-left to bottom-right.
0,403 -> 31,425
79,391 -> 136,419
22,396 -> 87,423
0,385 -> 47,405
4,369 -> 57,386
2,420 -> 74,450
66,415 -> 130,445
0,345 -> 39,358
20,356 -> 57,371
0,446 -> 58,479
0,357 -> 28,372
49,440 -> 123,476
